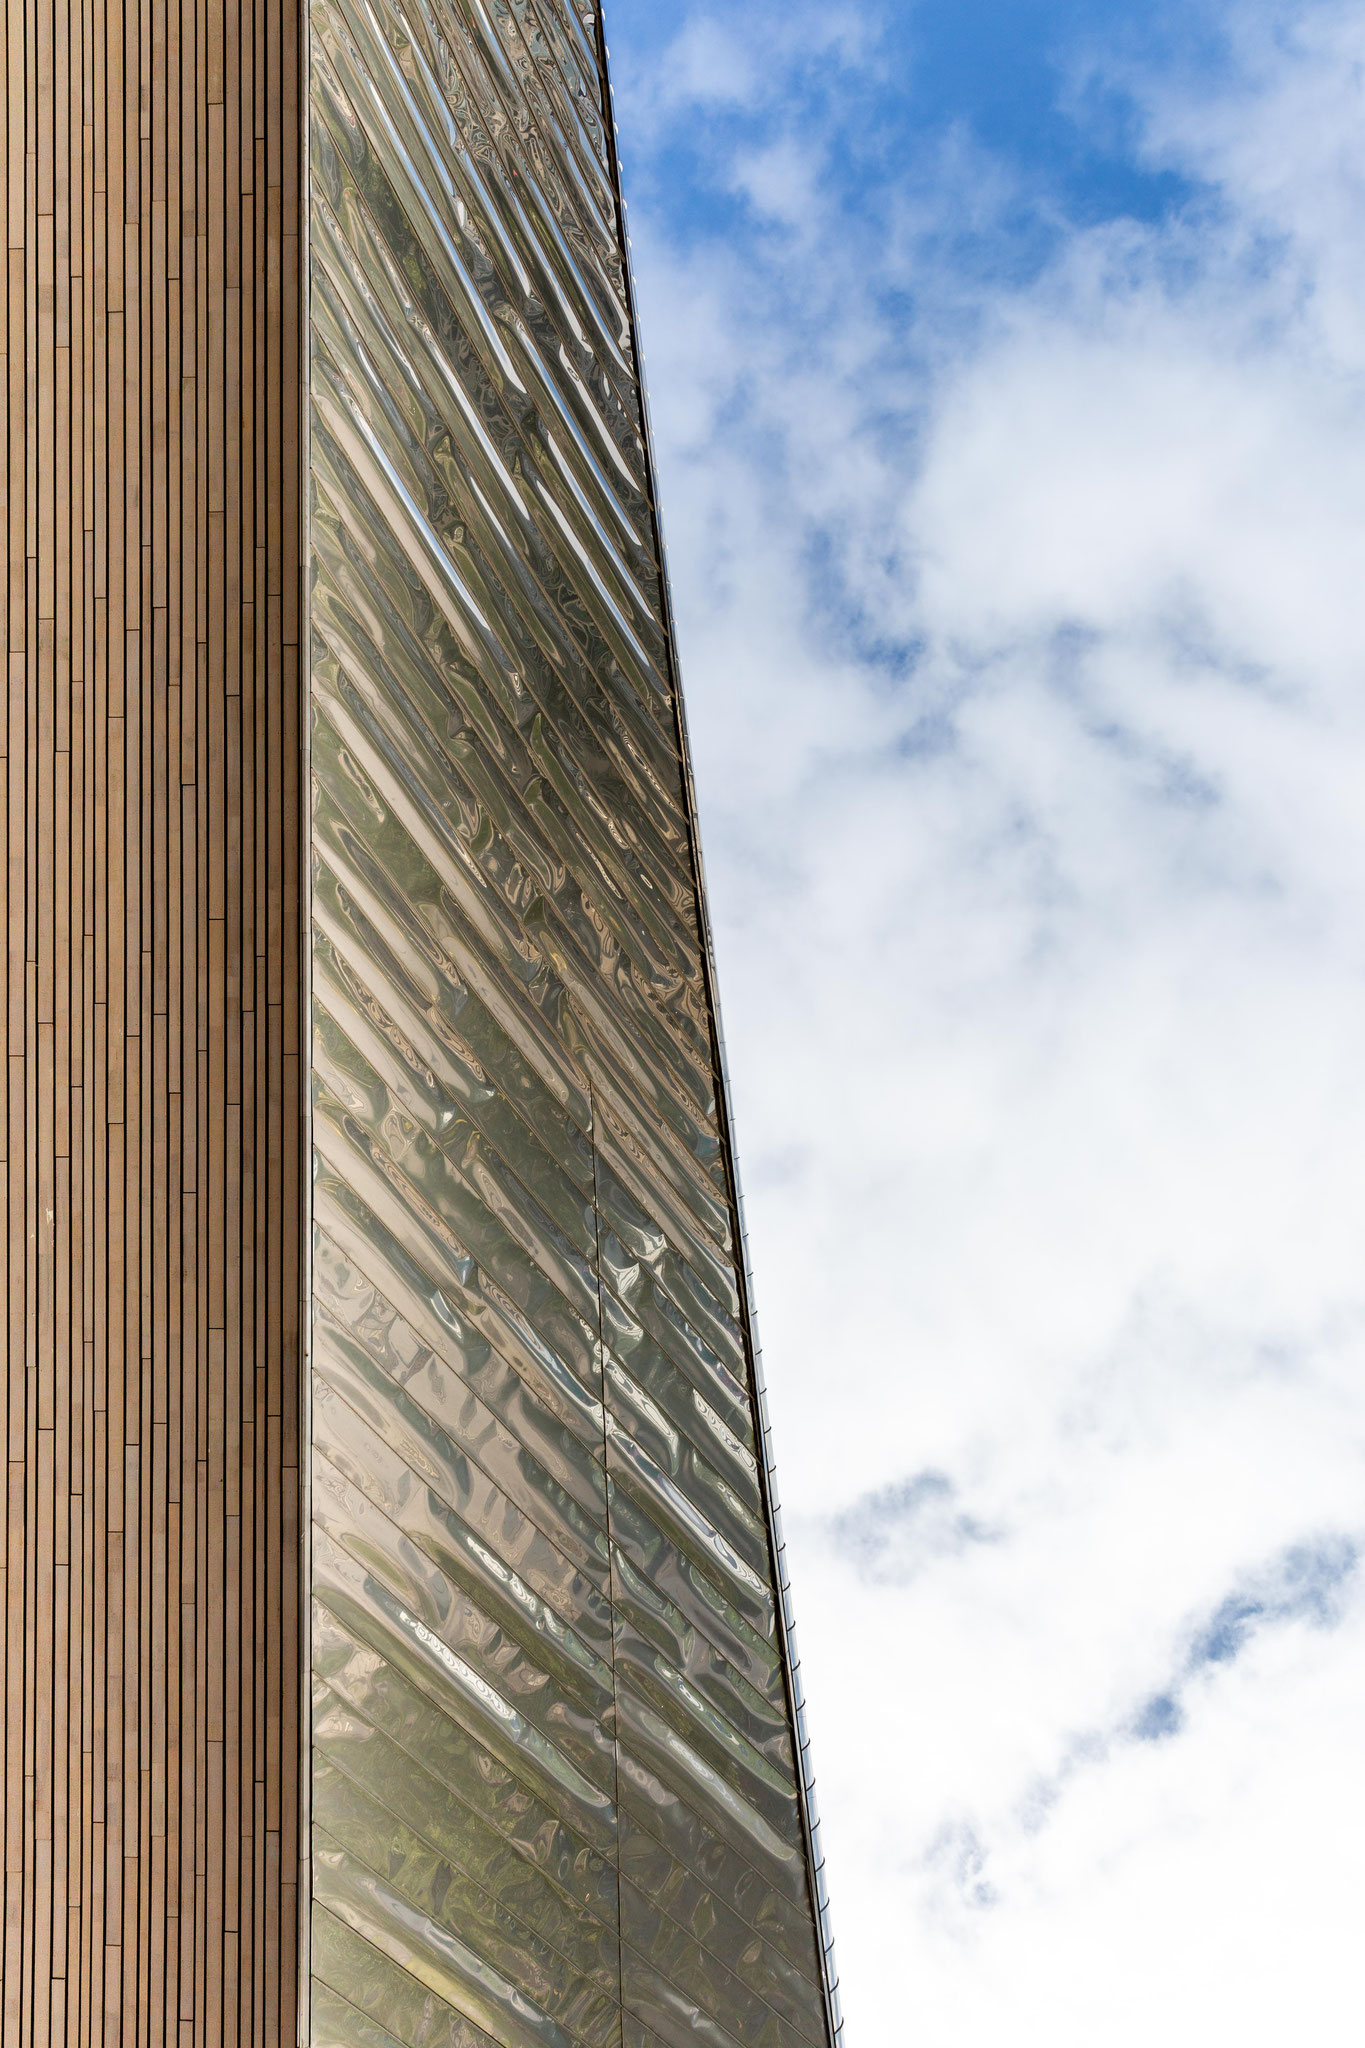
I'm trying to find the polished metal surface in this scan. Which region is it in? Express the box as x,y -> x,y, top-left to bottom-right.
306,4 -> 841,2042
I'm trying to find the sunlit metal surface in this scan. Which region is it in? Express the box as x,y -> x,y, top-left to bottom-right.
306,3 -> 841,2041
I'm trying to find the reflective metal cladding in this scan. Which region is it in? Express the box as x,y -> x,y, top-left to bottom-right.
305,4 -> 842,2044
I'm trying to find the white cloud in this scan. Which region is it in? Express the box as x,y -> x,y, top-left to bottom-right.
612,2 -> 1365,2042
614,3 -> 872,127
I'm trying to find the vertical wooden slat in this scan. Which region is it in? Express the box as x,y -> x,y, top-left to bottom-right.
1,0 -> 304,2030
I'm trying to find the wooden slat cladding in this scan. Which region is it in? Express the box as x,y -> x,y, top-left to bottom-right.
1,0 -> 304,2033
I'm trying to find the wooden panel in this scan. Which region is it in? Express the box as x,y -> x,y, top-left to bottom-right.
0,0 -> 304,2034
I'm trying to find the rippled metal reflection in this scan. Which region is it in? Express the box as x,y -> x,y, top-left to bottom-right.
306,3 -> 841,2042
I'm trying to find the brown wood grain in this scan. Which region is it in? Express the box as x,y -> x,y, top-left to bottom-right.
1,0 -> 304,2033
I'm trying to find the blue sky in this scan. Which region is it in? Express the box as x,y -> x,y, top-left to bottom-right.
613,0 -> 1202,241
604,2 -> 1365,2042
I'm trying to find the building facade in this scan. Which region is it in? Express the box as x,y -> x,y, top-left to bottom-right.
1,4 -> 840,2043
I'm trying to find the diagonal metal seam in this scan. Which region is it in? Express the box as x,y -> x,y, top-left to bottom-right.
591,6 -> 845,2040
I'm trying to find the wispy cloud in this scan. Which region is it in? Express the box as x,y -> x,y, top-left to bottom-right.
913,1533 -> 1363,1933
832,1471 -> 999,1586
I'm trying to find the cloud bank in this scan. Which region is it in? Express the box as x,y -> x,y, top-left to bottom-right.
607,2 -> 1365,2040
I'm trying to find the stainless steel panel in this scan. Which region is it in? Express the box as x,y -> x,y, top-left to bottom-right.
313,1377 -> 616,1714
615,1796 -> 820,1988
315,1603 -> 621,1920
620,1884 -> 818,2048
314,1312 -> 614,1650
617,1948 -> 748,2048
615,1827 -> 823,2040
307,1 -> 840,2041
313,1899 -> 506,2048
315,1697 -> 621,1987
315,1765 -> 621,2042
313,1978 -> 413,2048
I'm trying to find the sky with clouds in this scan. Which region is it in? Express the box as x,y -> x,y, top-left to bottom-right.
601,2 -> 1365,2040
